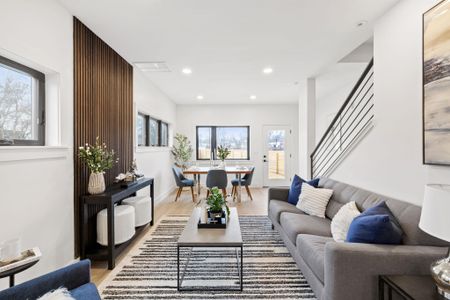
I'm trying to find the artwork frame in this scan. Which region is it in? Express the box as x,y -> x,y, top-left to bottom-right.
423,0 -> 450,166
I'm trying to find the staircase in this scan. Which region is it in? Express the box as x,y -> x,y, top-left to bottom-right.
310,59 -> 374,178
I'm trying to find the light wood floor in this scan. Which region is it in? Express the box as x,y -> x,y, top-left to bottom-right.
91,187 -> 268,285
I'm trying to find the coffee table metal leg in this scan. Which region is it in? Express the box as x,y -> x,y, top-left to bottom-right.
240,245 -> 243,291
177,246 -> 180,291
178,245 -> 243,291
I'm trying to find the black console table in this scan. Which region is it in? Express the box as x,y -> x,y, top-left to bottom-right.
80,177 -> 154,269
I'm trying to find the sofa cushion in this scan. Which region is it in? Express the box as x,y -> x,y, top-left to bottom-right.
269,200 -> 305,223
331,201 -> 361,242
280,212 -> 332,245
296,234 -> 334,283
70,283 -> 101,300
297,183 -> 333,218
347,214 -> 403,245
288,175 -> 320,205
319,177 -> 450,247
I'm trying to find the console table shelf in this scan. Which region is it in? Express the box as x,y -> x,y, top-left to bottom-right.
80,177 -> 154,269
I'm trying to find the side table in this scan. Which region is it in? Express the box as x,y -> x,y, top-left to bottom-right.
379,275 -> 445,300
0,260 -> 39,287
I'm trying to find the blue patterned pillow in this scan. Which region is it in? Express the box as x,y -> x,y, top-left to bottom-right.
287,175 -> 320,205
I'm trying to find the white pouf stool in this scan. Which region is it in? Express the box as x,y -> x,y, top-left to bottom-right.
122,196 -> 152,227
97,205 -> 135,246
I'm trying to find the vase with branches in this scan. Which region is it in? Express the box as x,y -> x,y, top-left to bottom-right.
79,137 -> 118,194
217,145 -> 231,167
171,133 -> 193,169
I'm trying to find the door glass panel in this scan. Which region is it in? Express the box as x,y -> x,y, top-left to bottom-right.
267,130 -> 286,179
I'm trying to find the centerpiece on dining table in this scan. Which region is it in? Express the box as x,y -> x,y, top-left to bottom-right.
198,187 -> 230,228
217,145 -> 231,168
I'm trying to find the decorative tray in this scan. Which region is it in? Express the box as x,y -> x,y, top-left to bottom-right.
197,211 -> 227,229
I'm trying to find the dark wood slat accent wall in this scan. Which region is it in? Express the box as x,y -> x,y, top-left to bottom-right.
73,18 -> 133,256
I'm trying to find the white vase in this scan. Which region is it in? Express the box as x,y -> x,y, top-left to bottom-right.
88,172 -> 106,194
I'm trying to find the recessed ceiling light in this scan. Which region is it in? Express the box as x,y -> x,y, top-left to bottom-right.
197,95 -> 204,100
182,68 -> 192,74
249,95 -> 257,100
263,67 -> 273,74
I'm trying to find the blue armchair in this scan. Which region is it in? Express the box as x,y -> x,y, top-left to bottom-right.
0,259 -> 100,300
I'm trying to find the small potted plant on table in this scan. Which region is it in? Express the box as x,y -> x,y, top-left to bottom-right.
206,187 -> 230,222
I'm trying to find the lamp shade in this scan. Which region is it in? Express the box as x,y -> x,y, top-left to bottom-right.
419,184 -> 450,242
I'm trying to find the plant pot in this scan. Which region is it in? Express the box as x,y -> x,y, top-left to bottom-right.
219,160 -> 226,169
88,172 -> 106,194
208,210 -> 225,222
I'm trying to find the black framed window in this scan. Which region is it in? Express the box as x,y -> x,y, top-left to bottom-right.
196,126 -> 250,160
160,121 -> 168,147
136,113 -> 148,146
136,112 -> 169,147
0,55 -> 45,146
149,118 -> 159,146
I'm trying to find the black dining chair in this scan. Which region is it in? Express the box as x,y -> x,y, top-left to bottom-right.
206,169 -> 228,198
172,166 -> 195,202
231,167 -> 255,201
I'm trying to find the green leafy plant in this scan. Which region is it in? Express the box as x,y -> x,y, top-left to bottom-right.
79,137 -> 118,173
217,145 -> 231,161
171,133 -> 193,169
206,187 -> 230,217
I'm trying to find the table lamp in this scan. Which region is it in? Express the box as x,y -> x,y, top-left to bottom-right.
419,184 -> 450,299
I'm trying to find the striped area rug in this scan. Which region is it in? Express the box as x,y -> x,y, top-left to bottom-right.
99,215 -> 316,299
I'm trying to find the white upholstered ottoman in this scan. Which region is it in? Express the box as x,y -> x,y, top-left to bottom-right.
122,196 -> 152,227
97,205 -> 135,246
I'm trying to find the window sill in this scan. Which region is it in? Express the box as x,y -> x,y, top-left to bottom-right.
0,146 -> 70,162
136,146 -> 171,153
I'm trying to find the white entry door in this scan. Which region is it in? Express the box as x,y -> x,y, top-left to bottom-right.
262,125 -> 292,187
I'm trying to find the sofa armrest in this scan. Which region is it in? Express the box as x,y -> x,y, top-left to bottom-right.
268,187 -> 290,202
323,242 -> 447,300
0,259 -> 92,299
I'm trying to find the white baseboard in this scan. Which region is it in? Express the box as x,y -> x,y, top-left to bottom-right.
155,185 -> 176,203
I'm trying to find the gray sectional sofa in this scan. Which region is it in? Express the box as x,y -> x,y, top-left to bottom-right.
268,177 -> 449,300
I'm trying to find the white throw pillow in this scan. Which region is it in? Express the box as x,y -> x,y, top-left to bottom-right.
37,288 -> 75,300
330,201 -> 361,242
296,183 -> 333,218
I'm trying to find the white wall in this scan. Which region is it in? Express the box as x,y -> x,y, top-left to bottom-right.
329,0 -> 450,205
134,69 -> 177,201
0,0 -> 74,289
176,104 -> 299,187
315,63 -> 367,138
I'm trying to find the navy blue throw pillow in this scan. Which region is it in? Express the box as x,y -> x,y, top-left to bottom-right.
346,201 -> 403,245
287,175 -> 320,205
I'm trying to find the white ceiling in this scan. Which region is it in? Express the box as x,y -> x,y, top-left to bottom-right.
59,0 -> 399,105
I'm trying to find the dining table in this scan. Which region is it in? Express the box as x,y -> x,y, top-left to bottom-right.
183,166 -> 253,203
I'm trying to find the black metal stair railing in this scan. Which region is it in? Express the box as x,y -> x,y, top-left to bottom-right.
310,59 -> 374,178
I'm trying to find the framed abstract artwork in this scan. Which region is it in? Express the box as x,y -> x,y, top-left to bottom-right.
423,0 -> 450,165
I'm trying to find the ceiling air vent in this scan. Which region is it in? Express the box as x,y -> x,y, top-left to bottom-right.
134,62 -> 171,72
